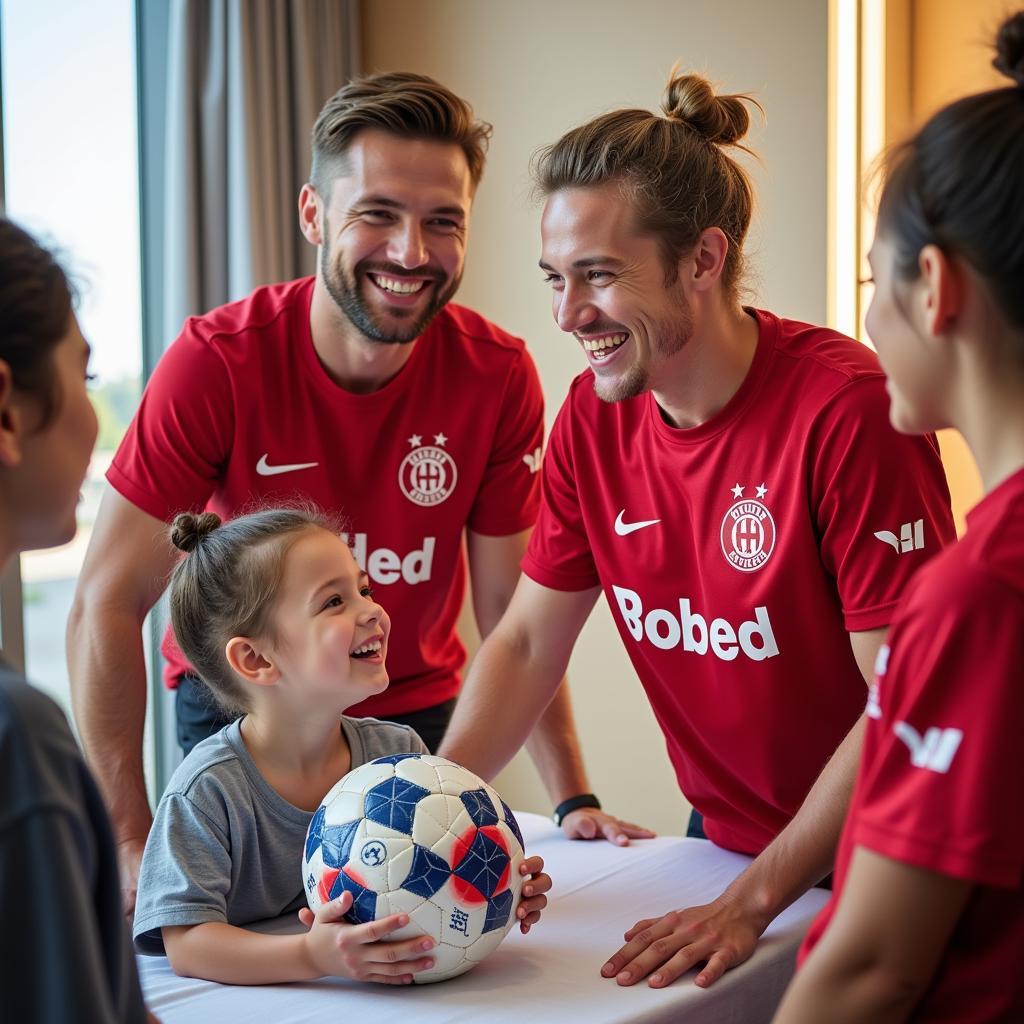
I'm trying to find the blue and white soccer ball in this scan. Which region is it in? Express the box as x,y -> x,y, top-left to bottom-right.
302,753 -> 527,983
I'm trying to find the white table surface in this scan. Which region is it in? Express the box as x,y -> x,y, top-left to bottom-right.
137,812 -> 829,1023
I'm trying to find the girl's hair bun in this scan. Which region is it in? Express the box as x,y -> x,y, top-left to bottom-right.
170,511 -> 222,553
661,71 -> 753,145
993,11 -> 1024,87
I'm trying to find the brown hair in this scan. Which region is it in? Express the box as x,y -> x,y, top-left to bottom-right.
876,11 -> 1024,334
0,218 -> 75,427
310,71 -> 492,196
168,506 -> 341,715
533,68 -> 762,297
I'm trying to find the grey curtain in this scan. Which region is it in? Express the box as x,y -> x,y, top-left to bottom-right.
162,0 -> 359,344
143,0 -> 358,791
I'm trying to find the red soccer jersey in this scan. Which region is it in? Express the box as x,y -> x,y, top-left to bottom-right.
109,277 -> 543,717
523,309 -> 955,854
799,467 -> 1024,1021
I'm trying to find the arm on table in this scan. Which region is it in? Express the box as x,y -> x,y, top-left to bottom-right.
163,893 -> 436,986
464,532 -> 654,844
604,627 -> 887,989
163,858 -> 554,985
772,847 -> 970,1023
67,487 -> 178,915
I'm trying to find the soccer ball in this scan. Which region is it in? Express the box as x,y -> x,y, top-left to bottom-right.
302,753 -> 527,983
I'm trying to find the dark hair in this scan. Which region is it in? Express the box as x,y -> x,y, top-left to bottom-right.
310,71 -> 492,195
876,11 -> 1024,332
0,218 -> 75,426
168,506 -> 341,714
532,68 -> 762,296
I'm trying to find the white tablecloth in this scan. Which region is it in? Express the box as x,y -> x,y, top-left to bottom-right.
137,812 -> 829,1023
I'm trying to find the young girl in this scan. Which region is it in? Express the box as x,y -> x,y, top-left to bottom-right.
775,12 -> 1024,1023
133,507 -> 551,985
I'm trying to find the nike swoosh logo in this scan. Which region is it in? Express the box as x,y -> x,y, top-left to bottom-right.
256,454 -> 319,477
614,510 -> 661,536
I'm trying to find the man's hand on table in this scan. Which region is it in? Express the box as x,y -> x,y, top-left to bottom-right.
601,890 -> 771,988
516,855 -> 552,933
561,808 -> 656,846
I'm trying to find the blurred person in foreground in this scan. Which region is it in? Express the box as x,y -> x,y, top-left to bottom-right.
0,217 -> 150,1021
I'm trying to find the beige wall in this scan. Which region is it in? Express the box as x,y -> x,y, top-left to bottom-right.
362,0 -> 829,833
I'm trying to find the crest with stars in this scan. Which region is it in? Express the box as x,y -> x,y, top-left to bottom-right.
720,482 -> 776,572
398,432 -> 458,507
301,753 -> 526,983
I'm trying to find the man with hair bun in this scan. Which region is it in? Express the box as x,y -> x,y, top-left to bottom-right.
441,69 -> 956,988
68,71 -> 639,918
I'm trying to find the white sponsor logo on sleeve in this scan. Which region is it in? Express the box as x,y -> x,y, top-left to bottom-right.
874,519 -> 925,553
522,447 -> 543,474
893,721 -> 963,773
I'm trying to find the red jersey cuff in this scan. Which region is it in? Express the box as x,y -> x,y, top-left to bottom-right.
853,818 -> 1022,890
521,556 -> 600,593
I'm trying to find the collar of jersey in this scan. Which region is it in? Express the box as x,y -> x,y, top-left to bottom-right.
647,307 -> 777,447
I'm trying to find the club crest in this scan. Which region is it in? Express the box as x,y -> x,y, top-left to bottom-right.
400,433 -> 458,507
720,483 -> 776,572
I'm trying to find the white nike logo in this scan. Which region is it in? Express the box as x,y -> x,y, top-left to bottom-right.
256,454 -> 319,477
614,510 -> 661,536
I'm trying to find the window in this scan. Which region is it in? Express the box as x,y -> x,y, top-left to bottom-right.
1,0 -> 144,717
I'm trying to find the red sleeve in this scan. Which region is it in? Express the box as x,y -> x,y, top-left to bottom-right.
106,323 -> 234,523
809,376 -> 956,631
521,388 -> 600,591
466,346 -> 545,537
853,566 -> 1024,887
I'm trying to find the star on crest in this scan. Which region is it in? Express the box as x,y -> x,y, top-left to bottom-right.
755,483 -> 768,499
731,483 -> 744,499
433,432 -> 448,447
407,434 -> 422,448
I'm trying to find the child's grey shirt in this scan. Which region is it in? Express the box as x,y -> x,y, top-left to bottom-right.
133,716 -> 427,954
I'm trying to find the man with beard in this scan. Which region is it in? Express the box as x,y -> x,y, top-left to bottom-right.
68,73 -> 645,918
439,72 -> 956,990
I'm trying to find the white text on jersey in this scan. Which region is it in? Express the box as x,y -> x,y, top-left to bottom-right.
612,586 -> 779,662
342,533 -> 435,585
874,519 -> 925,554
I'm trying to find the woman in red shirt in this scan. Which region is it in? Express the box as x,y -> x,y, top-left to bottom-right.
775,11 -> 1024,1023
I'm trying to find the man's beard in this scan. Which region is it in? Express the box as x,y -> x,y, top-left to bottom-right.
592,288 -> 694,404
321,237 -> 460,345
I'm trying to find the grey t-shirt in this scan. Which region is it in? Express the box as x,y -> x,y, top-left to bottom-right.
0,662 -> 147,1022
133,715 -> 427,954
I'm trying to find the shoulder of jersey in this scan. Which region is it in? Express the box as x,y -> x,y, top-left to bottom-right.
969,487 -> 1024,597
772,313 -> 883,385
442,303 -> 527,354
184,277 -> 313,348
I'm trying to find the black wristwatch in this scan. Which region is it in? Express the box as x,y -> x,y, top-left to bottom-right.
552,793 -> 602,826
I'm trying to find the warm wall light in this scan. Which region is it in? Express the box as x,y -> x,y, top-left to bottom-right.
828,0 -> 861,339
828,0 -> 887,344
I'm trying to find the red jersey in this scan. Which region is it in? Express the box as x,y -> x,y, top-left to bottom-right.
799,467 -> 1024,1021
109,277 -> 543,717
523,309 -> 955,854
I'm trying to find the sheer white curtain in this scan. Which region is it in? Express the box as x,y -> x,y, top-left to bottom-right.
161,0 -> 359,342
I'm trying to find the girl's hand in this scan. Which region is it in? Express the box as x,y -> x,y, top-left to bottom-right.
298,891 -> 436,984
516,855 -> 552,933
